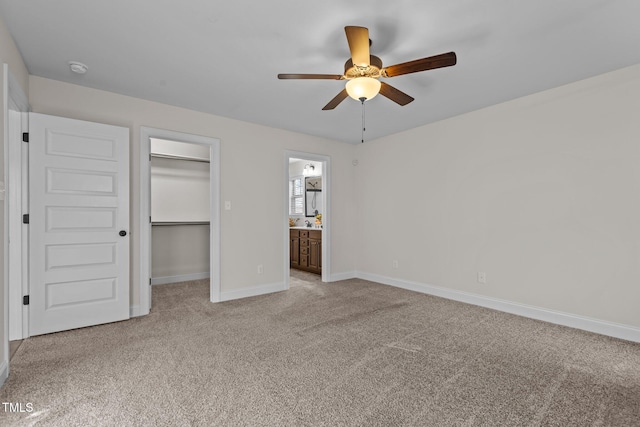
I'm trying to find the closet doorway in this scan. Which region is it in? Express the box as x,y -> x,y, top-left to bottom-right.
140,128 -> 221,316
150,139 -> 210,286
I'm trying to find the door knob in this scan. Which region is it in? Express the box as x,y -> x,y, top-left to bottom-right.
119,230 -> 127,237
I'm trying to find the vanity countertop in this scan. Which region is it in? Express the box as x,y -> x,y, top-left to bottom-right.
290,226 -> 322,230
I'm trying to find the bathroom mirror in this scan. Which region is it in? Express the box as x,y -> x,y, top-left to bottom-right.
305,176 -> 322,217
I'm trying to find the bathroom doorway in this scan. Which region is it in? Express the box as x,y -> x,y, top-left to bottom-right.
284,151 -> 331,289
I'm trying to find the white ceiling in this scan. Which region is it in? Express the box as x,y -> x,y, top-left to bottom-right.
1,1 -> 639,144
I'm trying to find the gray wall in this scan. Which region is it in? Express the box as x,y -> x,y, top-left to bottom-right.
356,64 -> 640,329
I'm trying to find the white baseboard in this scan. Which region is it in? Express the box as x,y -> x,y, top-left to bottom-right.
329,271 -> 357,282
151,272 -> 210,286
220,282 -> 286,302
356,271 -> 640,343
0,359 -> 8,388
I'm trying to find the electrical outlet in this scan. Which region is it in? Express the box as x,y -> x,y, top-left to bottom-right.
224,201 -> 231,210
392,260 -> 399,269
257,264 -> 264,274
477,271 -> 487,284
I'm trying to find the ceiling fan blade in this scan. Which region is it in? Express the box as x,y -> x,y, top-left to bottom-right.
379,82 -> 414,106
382,52 -> 457,78
278,74 -> 344,80
344,26 -> 370,67
322,89 -> 349,110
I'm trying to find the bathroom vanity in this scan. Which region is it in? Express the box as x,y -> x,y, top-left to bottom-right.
290,228 -> 322,274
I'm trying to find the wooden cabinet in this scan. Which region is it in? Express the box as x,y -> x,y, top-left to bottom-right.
290,228 -> 321,274
290,230 -> 300,268
309,238 -> 321,270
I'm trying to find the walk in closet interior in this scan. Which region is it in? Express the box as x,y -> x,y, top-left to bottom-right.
150,138 -> 211,285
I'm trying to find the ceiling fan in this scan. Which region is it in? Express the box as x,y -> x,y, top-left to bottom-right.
278,26 -> 457,110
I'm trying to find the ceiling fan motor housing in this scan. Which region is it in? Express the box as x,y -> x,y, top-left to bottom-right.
344,55 -> 383,79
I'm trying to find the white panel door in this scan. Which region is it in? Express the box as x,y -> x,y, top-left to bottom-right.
29,113 -> 130,336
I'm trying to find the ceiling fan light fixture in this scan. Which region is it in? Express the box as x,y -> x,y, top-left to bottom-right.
345,77 -> 381,101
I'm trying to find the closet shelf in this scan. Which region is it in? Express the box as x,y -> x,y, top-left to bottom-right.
150,153 -> 210,163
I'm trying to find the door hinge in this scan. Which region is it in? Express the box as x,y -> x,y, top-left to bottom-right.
22,214 -> 29,224
22,132 -> 29,143
23,295 -> 29,305
149,278 -> 152,285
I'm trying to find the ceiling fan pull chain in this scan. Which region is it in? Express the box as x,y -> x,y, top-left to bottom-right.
360,97 -> 366,143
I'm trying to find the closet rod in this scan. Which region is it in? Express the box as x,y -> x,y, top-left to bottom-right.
150,153 -> 210,163
152,221 -> 210,226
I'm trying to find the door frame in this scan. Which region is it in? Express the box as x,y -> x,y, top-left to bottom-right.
4,64 -> 30,344
284,151 -> 331,288
139,127 -> 221,314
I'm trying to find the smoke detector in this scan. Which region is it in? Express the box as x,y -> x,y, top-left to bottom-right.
68,61 -> 88,74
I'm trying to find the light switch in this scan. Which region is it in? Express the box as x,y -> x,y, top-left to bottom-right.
224,201 -> 231,210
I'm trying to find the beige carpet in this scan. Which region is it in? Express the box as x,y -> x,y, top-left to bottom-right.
1,272 -> 639,426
